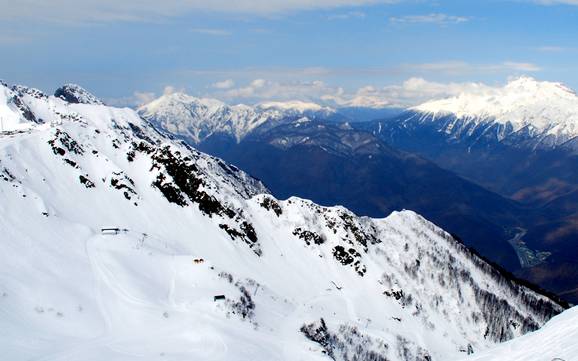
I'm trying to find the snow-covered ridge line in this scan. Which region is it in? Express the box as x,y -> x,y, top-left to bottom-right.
410,76 -> 578,147
137,92 -> 342,144
0,80 -> 567,361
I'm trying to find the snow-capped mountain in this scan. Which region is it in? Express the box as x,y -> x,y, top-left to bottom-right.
359,77 -> 578,304
137,92 -> 341,144
0,80 -> 566,361
409,76 -> 578,149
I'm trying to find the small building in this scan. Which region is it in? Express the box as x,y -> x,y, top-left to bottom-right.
213,295 -> 226,302
101,228 -> 121,235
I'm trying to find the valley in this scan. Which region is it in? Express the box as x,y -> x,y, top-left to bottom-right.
139,80 -> 578,303
3,1 -> 578,359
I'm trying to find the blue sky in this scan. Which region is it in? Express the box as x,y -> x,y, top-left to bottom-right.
1,0 -> 578,107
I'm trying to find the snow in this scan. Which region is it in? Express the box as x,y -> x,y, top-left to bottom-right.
257,100 -> 327,112
413,76 -> 578,144
54,84 -> 104,105
0,80 -> 567,361
0,85 -> 48,131
456,306 -> 578,361
138,93 -> 337,144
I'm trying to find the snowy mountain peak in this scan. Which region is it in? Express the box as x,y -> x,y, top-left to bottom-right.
154,92 -> 227,109
257,100 -> 332,113
54,83 -> 104,105
1,79 -> 568,361
138,93 -> 259,143
0,82 -> 50,131
411,77 -> 578,147
0,82 -> 111,132
504,76 -> 576,96
138,93 -> 340,144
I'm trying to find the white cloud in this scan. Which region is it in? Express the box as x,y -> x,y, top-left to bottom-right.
327,11 -> 366,20
0,34 -> 31,44
389,13 -> 471,25
114,74 -> 549,110
211,79 -> 236,89
533,46 -> 572,52
106,85 -> 185,107
331,78 -> 492,108
251,79 -> 267,88
181,61 -> 540,84
532,0 -> 578,4
399,61 -> 541,75
134,91 -> 157,104
214,79 -> 337,103
208,77 -> 495,108
207,74 -> 578,110
500,62 -> 541,72
104,91 -> 156,107
191,28 -> 231,36
180,59 -> 543,107
163,85 -> 185,95
0,0 -> 398,23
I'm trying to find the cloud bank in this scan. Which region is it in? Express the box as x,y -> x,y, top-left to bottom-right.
389,13 -> 471,25
206,77 -> 497,108
1,0 -> 397,23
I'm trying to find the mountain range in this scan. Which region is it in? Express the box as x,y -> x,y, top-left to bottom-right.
138,93 -> 344,144
139,77 -> 578,304
1,80 -> 570,360
358,77 -> 578,303
412,76 -> 578,149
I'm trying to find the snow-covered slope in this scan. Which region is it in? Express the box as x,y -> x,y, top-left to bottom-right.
256,100 -> 332,114
457,306 -> 578,361
138,93 -> 339,144
410,77 -> 578,149
0,81 -> 565,361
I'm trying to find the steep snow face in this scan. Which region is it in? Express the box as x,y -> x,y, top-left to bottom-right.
411,77 -> 578,148
0,82 -> 49,131
457,306 -> 578,361
0,81 -> 565,361
138,93 -> 339,144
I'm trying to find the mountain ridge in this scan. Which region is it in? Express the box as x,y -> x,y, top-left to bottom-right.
200,119 -> 540,271
0,80 -> 566,361
359,78 -> 578,303
410,76 -> 578,149
137,92 -> 343,144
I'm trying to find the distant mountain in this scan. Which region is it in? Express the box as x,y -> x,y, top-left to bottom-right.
358,77 -> 578,207
358,77 -> 578,302
137,79 -> 578,302
1,80 -> 565,360
335,106 -> 405,123
199,119 -> 539,272
411,76 -> 578,150
138,93 -> 345,144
